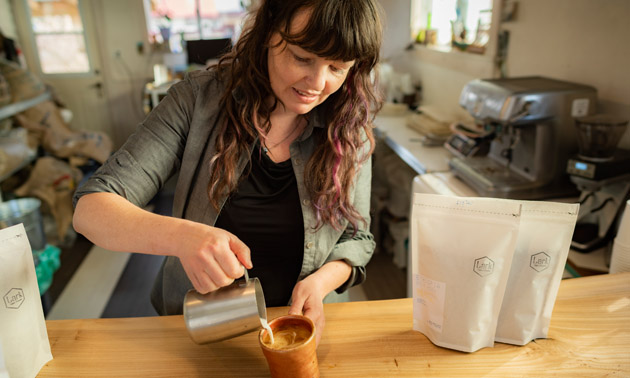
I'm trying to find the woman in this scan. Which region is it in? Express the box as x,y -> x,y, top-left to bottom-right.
73,0 -> 383,343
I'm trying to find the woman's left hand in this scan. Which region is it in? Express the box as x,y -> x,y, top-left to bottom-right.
288,275 -> 326,345
288,260 -> 353,346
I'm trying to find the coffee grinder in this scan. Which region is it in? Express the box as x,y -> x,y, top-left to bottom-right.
567,114 -> 630,252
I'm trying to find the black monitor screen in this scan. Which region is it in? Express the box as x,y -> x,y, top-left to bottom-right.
186,38 -> 232,65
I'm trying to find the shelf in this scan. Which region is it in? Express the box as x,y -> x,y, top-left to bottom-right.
0,93 -> 50,188
0,91 -> 51,121
0,152 -> 36,183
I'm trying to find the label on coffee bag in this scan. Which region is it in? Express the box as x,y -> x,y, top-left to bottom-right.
414,273 -> 446,333
529,252 -> 550,272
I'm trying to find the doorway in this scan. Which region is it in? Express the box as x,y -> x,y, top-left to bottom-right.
12,0 -> 112,135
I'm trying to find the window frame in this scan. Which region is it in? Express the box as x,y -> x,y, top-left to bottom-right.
23,0 -> 96,77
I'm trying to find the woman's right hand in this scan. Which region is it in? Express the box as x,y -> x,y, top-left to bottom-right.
74,192 -> 251,295
174,221 -> 252,294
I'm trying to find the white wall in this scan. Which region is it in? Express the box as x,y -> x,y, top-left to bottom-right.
91,0 -> 158,148
0,0 -> 16,38
380,0 -> 501,122
378,0 -> 412,60
380,0 -> 630,148
502,0 -> 630,148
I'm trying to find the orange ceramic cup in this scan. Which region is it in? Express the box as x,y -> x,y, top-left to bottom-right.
259,315 -> 319,378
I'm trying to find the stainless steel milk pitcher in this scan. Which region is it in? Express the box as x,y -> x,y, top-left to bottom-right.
183,268 -> 267,344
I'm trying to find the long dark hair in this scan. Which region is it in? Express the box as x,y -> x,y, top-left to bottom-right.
209,0 -> 383,231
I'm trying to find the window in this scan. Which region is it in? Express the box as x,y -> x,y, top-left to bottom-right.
411,0 -> 493,53
26,0 -> 90,74
144,0 -> 248,53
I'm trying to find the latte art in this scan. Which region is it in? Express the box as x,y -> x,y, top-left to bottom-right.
263,324 -> 311,350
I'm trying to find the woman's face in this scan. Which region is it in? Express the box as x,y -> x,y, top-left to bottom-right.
267,10 -> 355,117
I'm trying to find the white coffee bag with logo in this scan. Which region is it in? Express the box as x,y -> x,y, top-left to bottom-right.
495,201 -> 579,345
0,224 -> 53,378
411,193 -> 522,352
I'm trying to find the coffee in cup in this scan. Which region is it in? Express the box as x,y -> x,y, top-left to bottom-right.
259,315 -> 319,378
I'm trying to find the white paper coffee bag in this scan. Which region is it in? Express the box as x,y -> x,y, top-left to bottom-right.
495,201 -> 579,345
411,193 -> 522,352
0,224 -> 53,378
0,343 -> 8,378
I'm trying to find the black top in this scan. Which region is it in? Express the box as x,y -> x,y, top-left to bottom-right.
214,143 -> 304,306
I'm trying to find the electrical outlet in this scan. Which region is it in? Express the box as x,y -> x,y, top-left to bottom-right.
571,98 -> 590,117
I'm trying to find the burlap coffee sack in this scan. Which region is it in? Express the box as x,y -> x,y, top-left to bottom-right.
0,58 -> 45,103
16,101 -> 113,164
14,156 -> 83,242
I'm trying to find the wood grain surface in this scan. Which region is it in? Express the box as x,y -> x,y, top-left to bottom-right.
38,272 -> 630,377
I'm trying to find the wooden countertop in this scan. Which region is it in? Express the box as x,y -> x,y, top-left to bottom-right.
38,273 -> 630,377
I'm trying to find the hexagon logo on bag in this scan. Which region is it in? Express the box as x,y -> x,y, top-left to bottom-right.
530,252 -> 551,272
3,288 -> 25,309
473,257 -> 494,277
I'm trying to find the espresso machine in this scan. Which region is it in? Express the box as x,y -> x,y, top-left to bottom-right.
450,76 -> 597,199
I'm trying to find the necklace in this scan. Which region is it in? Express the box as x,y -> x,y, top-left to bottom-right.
261,117 -> 305,154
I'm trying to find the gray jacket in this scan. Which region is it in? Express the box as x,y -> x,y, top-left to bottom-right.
73,69 -> 375,315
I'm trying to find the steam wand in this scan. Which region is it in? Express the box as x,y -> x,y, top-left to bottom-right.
500,102 -> 530,173
501,126 -> 522,174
